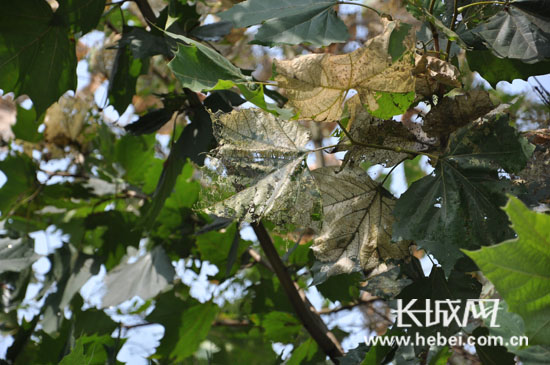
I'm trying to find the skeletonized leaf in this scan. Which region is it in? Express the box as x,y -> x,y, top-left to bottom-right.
422,90 -> 494,137
311,167 -> 410,277
337,95 -> 424,167
274,20 -> 415,122
202,109 -> 321,228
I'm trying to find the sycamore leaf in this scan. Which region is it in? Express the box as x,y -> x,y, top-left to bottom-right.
166,32 -> 249,92
422,90 -> 494,138
202,109 -> 321,228
414,54 -> 461,98
311,167 -> 410,277
337,95 -> 424,167
393,112 -> 534,273
274,20 -> 415,122
465,196 -> 550,345
218,0 -> 348,47
472,3 -> 550,63
0,0 -> 77,116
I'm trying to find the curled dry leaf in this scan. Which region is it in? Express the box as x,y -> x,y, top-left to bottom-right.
202,108 -> 322,228
422,90 -> 494,138
44,94 -> 92,149
414,54 -> 461,98
274,20 -> 415,122
337,95 -> 425,167
518,129 -> 550,206
311,167 -> 410,277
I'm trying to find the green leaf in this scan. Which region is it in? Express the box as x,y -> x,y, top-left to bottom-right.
0,0 -> 77,116
259,311 -> 301,343
472,3 -> 550,62
0,154 -> 37,216
0,237 -> 39,274
114,134 -> 160,186
287,337 -> 320,365
141,106 -> 213,228
389,23 -> 413,61
166,32 -> 248,92
59,334 -> 114,365
147,288 -> 219,361
219,0 -> 348,46
101,246 -> 176,307
473,327 -> 516,365
464,196 -> 550,345
393,112 -> 534,272
190,21 -> 233,42
108,39 -> 148,113
466,50 -> 550,88
118,27 -> 173,59
367,91 -> 415,120
12,105 -> 43,143
57,0 -> 106,34
316,272 -> 362,303
196,222 -> 249,279
397,266 -> 481,339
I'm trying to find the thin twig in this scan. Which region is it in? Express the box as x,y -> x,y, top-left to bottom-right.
445,0 -> 459,60
251,222 -> 344,363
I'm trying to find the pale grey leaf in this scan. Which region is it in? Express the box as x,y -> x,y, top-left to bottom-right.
101,246 -> 175,308
311,167 -> 410,277
0,237 -> 39,274
203,109 -> 321,228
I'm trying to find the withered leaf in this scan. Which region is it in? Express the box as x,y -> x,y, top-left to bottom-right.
311,167 -> 410,277
414,54 -> 461,98
422,90 -> 494,138
202,109 -> 321,228
338,95 -> 425,167
274,20 -> 415,122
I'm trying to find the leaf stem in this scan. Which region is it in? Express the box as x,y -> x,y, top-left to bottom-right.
380,157 -> 409,186
457,1 -> 507,12
338,1 -> 382,17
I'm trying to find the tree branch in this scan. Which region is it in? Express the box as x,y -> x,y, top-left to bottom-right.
251,222 -> 344,363
133,0 -> 157,24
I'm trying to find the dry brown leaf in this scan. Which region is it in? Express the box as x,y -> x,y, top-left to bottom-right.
422,90 -> 494,137
311,167 -> 410,277
414,54 -> 461,97
338,95 -> 424,167
274,20 -> 415,122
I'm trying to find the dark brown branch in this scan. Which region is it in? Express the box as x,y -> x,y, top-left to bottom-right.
133,0 -> 157,24
252,222 -> 344,363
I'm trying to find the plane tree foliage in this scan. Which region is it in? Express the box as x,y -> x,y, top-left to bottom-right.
0,0 -> 549,363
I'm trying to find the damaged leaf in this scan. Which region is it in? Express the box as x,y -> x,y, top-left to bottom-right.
311,166 -> 410,277
414,54 -> 461,98
202,109 -> 321,228
422,90 -> 494,138
274,21 -> 415,121
337,95 -> 425,167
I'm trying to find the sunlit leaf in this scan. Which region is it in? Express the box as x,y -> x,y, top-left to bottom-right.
202,108 -> 321,228
274,20 -> 415,121
465,196 -> 550,345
